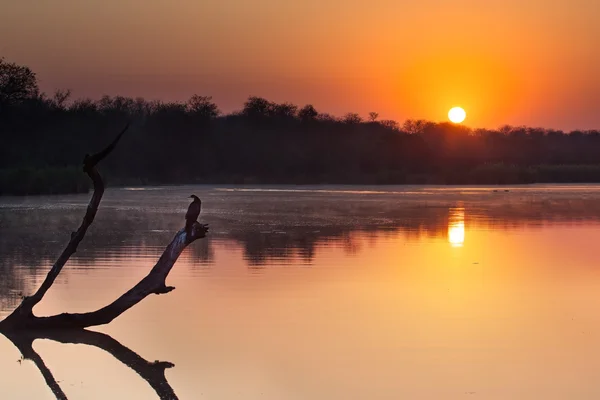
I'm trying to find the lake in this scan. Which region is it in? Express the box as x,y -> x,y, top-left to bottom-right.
2,184 -> 600,399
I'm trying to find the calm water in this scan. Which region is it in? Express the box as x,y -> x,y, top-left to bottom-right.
2,185 -> 600,399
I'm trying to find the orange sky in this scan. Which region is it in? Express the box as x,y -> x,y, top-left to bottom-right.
1,0 -> 599,130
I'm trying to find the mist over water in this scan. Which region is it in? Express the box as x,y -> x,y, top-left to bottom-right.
2,185 -> 600,399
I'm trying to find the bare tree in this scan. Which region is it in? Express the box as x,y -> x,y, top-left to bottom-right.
187,94 -> 220,119
379,119 -> 399,130
342,112 -> 362,124
0,124 -> 208,331
46,89 -> 72,110
368,112 -> 379,122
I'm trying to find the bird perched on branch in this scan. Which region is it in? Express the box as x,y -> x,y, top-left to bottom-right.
185,195 -> 201,236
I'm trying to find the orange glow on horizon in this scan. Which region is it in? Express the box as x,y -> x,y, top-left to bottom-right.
0,0 -> 599,129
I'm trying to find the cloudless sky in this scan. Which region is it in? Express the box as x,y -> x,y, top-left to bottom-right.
1,0 -> 599,130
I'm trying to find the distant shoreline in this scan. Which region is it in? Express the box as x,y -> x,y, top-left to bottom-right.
4,59 -> 600,198
5,164 -> 600,196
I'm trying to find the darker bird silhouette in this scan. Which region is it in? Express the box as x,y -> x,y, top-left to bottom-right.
185,195 -> 201,236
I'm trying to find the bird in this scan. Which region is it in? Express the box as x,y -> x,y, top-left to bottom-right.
185,195 -> 201,236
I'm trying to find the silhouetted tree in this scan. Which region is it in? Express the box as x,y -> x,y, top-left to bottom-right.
317,112 -> 337,122
187,95 -> 220,119
379,119 -> 399,130
298,104 -> 318,121
343,112 -> 362,124
271,102 -> 298,118
0,58 -> 39,105
3,58 -> 600,191
242,96 -> 273,119
48,89 -> 72,109
368,112 -> 379,122
402,119 -> 433,135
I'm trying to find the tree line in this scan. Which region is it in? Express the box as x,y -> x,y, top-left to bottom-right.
2,57 -> 600,194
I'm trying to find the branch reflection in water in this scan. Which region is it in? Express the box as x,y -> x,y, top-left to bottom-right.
2,329 -> 178,400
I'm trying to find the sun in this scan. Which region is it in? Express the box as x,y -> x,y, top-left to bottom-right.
448,107 -> 466,123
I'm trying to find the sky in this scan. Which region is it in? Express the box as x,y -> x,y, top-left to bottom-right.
1,0 -> 599,130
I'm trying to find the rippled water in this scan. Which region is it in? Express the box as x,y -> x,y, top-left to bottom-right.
2,185 -> 600,399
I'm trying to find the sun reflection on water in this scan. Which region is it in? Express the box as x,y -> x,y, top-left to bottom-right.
448,208 -> 465,247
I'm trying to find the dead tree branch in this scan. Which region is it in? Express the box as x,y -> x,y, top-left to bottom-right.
0,124 -> 128,329
0,123 -> 208,331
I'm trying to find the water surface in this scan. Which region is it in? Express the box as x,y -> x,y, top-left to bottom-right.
2,185 -> 600,399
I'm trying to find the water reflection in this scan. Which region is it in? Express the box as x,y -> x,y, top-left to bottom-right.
2,185 -> 600,271
3,329 -> 177,400
1,185 -> 600,315
448,208 -> 465,247
3,186 -> 600,399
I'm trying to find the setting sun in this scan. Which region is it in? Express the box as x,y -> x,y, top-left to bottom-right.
448,107 -> 466,123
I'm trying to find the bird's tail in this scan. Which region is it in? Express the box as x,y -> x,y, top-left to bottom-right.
185,220 -> 193,237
